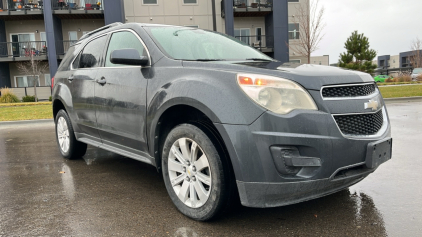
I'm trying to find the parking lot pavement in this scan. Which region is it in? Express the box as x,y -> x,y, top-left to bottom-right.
0,102 -> 421,237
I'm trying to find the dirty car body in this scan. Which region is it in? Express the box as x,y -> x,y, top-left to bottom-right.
52,23 -> 392,220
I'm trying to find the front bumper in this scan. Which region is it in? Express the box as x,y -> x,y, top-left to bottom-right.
215,105 -> 392,208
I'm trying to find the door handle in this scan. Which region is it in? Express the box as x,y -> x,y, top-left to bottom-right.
68,75 -> 74,81
96,77 -> 106,85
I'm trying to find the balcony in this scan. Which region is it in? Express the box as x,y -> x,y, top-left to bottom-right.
56,40 -> 76,59
221,0 -> 273,18
52,0 -> 104,19
0,0 -> 44,20
235,35 -> 273,53
0,41 -> 48,62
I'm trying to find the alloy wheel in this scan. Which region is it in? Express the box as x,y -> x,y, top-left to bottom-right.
168,138 -> 212,208
57,117 -> 70,153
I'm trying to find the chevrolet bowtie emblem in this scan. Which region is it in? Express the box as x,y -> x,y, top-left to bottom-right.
364,99 -> 379,111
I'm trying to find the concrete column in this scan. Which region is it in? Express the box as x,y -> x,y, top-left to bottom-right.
272,0 -> 289,63
43,0 -> 63,77
103,0 -> 125,25
224,0 -> 234,36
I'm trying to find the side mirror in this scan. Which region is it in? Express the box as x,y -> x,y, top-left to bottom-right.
110,48 -> 149,66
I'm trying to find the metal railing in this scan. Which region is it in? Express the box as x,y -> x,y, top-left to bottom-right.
60,40 -> 77,55
235,35 -> 273,51
233,0 -> 273,9
0,0 -> 43,11
0,41 -> 47,57
51,0 -> 103,10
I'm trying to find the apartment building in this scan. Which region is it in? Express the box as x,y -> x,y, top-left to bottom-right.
0,0 -> 322,99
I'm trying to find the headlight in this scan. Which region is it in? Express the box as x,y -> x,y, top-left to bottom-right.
237,74 -> 318,114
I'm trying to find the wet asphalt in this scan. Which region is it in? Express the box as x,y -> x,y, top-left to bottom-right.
0,101 -> 421,237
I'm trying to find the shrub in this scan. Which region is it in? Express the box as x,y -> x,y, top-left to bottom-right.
0,87 -> 20,103
402,75 -> 412,82
385,78 -> 393,83
417,74 -> 422,81
22,95 -> 36,102
49,96 -> 52,101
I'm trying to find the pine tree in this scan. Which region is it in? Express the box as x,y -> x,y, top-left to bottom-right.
339,31 -> 377,73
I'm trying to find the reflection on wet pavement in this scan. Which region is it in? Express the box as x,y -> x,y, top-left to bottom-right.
0,102 -> 421,236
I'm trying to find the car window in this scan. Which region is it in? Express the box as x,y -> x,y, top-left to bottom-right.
79,36 -> 107,69
105,31 -> 146,67
145,26 -> 273,61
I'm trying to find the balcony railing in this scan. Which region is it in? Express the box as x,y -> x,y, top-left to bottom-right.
233,0 -> 273,9
0,0 -> 43,11
0,41 -> 47,57
52,0 -> 103,10
235,35 -> 273,52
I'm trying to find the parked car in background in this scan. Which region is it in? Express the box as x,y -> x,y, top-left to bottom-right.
374,75 -> 391,83
411,68 -> 422,80
51,23 -> 392,221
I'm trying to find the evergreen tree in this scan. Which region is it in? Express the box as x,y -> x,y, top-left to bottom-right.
339,31 -> 377,73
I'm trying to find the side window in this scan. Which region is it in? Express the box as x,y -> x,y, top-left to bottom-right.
79,36 -> 107,69
105,31 -> 146,67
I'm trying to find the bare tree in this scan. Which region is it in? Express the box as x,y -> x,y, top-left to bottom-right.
409,37 -> 422,68
16,44 -> 49,102
287,0 -> 326,64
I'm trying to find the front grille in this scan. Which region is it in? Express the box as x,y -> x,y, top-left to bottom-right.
322,84 -> 376,98
334,109 -> 383,135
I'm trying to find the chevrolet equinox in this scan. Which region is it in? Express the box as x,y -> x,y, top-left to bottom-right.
52,23 -> 392,221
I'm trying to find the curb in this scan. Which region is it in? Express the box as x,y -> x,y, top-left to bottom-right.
0,119 -> 54,126
384,96 -> 422,104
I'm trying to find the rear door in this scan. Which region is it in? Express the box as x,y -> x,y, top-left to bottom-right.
94,30 -> 150,153
70,35 -> 108,140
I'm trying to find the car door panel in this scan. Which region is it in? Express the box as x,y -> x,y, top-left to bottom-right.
94,30 -> 149,153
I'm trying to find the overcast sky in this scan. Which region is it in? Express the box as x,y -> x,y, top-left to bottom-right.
312,0 -> 422,64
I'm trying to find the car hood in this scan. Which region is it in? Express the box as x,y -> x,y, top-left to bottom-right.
182,61 -> 374,90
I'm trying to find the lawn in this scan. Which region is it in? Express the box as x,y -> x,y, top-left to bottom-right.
0,104 -> 53,121
378,85 -> 422,98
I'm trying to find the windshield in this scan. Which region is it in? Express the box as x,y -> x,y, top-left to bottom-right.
413,68 -> 422,74
145,26 -> 274,61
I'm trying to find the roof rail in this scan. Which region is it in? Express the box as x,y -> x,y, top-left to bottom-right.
79,22 -> 123,41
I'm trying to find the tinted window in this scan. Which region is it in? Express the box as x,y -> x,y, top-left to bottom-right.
79,36 -> 107,68
58,45 -> 76,71
105,31 -> 146,67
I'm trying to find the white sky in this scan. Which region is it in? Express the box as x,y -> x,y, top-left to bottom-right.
312,0 -> 422,64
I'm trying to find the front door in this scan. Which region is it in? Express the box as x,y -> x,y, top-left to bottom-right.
94,30 -> 150,153
69,35 -> 108,139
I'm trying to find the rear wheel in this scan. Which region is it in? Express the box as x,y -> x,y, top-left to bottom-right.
162,124 -> 232,221
55,109 -> 87,159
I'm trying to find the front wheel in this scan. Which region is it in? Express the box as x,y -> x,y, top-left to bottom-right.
162,124 -> 232,221
55,109 -> 87,159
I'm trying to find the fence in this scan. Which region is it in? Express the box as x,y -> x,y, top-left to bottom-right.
51,0 -> 103,10
233,0 -> 273,9
235,35 -> 273,51
0,41 -> 47,57
0,0 -> 44,11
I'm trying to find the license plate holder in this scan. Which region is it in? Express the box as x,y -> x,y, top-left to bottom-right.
365,138 -> 392,169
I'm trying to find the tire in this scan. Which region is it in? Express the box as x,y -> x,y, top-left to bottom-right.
162,123 -> 233,221
55,109 -> 87,159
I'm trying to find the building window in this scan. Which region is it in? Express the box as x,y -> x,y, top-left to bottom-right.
40,32 -> 47,48
15,76 -> 40,88
183,0 -> 197,4
290,59 -> 301,63
288,23 -> 299,39
288,0 -> 299,2
234,28 -> 251,45
45,74 -> 51,86
255,28 -> 262,42
143,0 -> 158,4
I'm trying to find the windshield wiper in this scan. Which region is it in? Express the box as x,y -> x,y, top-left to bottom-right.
184,59 -> 227,62
245,58 -> 275,62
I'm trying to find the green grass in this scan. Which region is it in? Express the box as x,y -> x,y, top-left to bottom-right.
0,102 -> 52,107
0,104 -> 53,121
379,85 -> 422,98
377,81 -> 422,86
